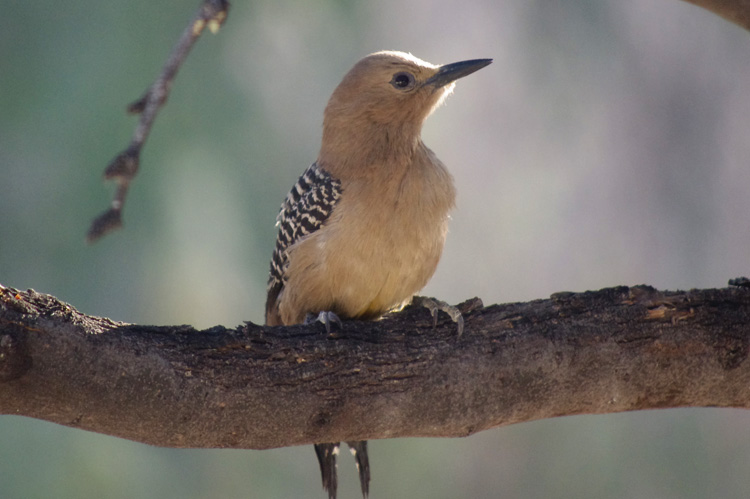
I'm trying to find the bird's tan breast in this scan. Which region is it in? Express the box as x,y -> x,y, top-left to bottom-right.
279,153 -> 455,324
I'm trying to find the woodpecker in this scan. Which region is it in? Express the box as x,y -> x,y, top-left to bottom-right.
265,51 -> 491,499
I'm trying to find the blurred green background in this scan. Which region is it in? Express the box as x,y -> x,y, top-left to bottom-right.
3,0 -> 750,497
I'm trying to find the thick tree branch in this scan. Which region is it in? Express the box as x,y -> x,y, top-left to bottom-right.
1,282 -> 749,450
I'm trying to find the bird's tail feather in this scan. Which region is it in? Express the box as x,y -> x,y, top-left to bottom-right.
346,440 -> 370,498
314,442 -> 339,499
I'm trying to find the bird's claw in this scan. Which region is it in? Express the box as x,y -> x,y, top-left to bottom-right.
305,310 -> 343,333
415,296 -> 464,336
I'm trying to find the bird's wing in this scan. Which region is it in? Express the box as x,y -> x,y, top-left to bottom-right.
265,162 -> 342,324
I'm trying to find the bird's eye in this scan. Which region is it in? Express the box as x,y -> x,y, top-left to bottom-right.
390,72 -> 416,90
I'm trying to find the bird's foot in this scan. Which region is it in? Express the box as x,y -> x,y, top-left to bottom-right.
305,310 -> 343,333
729,276 -> 750,288
414,296 -> 464,336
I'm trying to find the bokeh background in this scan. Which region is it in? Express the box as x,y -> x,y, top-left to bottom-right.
2,0 -> 750,497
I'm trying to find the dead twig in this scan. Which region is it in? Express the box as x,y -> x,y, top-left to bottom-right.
87,0 -> 230,243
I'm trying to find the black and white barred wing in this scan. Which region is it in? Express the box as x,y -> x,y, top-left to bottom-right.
265,162 -> 341,321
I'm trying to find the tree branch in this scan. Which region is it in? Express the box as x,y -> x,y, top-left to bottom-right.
681,0 -> 750,32
1,282 -> 749,450
87,0 -> 230,243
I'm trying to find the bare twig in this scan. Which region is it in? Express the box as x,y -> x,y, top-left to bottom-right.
87,0 -> 230,243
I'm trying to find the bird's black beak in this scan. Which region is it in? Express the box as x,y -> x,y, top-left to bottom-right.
425,58 -> 492,88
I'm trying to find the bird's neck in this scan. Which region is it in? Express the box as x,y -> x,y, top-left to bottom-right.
318,120 -> 423,179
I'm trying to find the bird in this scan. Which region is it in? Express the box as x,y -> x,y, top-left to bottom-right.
264,50 -> 491,499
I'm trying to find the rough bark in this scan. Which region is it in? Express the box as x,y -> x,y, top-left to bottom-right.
1,283 -> 749,450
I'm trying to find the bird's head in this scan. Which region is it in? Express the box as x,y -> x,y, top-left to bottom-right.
323,51 -> 492,129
